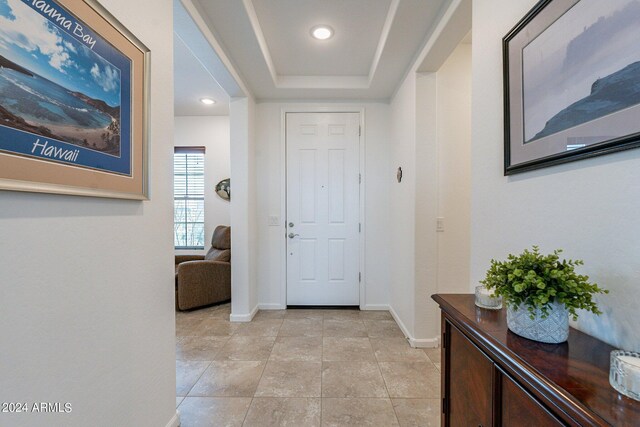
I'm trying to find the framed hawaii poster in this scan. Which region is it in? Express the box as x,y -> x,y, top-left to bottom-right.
0,0 -> 149,199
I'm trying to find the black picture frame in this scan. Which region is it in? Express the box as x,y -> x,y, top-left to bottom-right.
503,0 -> 640,175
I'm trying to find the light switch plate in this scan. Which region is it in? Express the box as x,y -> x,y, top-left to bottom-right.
436,217 -> 445,232
268,215 -> 280,226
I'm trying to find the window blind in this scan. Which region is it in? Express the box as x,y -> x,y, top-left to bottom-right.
174,147 -> 205,249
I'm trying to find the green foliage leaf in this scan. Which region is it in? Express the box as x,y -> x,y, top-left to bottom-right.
480,246 -> 608,320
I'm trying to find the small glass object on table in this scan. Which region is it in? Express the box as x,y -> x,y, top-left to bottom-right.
610,350 -> 640,401
475,285 -> 502,310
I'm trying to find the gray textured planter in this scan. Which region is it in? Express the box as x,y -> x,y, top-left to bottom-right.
506,300 -> 569,343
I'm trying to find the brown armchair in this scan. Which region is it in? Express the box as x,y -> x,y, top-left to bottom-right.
175,225 -> 231,310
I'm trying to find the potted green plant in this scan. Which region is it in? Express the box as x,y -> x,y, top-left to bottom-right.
481,246 -> 608,343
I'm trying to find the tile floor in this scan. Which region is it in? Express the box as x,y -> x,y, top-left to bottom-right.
176,303 -> 442,426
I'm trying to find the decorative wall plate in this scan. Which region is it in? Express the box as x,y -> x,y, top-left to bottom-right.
215,178 -> 230,200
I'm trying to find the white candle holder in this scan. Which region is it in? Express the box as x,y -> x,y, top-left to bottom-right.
610,350 -> 640,401
475,285 -> 502,310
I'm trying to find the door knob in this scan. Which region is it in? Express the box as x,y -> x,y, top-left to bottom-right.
288,233 -> 299,239
289,222 -> 294,227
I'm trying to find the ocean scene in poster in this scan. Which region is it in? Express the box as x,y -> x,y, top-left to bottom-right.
522,0 -> 640,144
0,0 -> 132,174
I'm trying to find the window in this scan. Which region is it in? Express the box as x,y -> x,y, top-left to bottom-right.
174,147 -> 205,249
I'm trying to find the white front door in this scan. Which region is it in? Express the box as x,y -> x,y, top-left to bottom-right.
286,112 -> 360,306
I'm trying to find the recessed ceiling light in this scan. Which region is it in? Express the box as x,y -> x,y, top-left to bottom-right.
200,98 -> 216,105
310,25 -> 333,40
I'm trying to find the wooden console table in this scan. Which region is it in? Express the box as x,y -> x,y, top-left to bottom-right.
432,294 -> 640,426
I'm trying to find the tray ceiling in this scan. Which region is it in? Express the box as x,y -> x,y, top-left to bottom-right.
194,0 -> 449,100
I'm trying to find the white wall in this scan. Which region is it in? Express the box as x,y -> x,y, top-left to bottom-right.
389,41 -> 472,344
435,43 -> 472,296
414,72 -> 439,341
254,102 -> 391,310
390,77 -> 418,337
0,0 -> 176,426
384,0 -> 474,346
174,116 -> 230,255
229,97 -> 259,320
248,98 -> 259,314
472,0 -> 640,352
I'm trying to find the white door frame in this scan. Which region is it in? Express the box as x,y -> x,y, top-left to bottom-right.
280,106 -> 366,308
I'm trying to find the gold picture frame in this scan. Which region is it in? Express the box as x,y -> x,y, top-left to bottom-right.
0,0 -> 150,199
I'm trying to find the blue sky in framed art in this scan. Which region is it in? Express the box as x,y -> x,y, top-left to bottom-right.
0,0 -> 133,174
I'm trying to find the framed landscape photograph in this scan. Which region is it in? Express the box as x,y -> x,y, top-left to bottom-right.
503,0 -> 640,174
0,0 -> 149,199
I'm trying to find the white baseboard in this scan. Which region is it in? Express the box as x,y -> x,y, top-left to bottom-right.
361,304 -> 390,311
166,411 -> 180,427
258,303 -> 286,310
389,305 -> 440,349
229,304 -> 259,322
409,337 -> 439,348
388,305 -> 412,342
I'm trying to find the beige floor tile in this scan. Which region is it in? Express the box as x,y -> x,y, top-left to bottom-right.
359,310 -> 393,320
269,336 -> 322,362
392,398 -> 440,427
176,316 -> 203,336
284,309 -> 325,320
321,398 -> 399,426
207,305 -> 231,319
192,303 -> 229,314
278,318 -> 324,337
214,336 -> 276,361
322,361 -> 388,398
322,337 -> 375,362
379,362 -> 440,398
175,308 -> 441,426
178,308 -> 212,321
323,319 -> 368,337
254,310 -> 287,319
188,361 -> 265,397
364,320 -> 405,338
255,361 -> 322,397
234,319 -> 283,337
422,348 -> 441,364
176,360 -> 210,396
434,362 -> 441,371
323,310 -> 362,321
176,336 -> 229,361
175,309 -> 191,318
371,338 -> 429,362
192,318 -> 242,337
243,397 -> 321,427
177,397 -> 251,427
